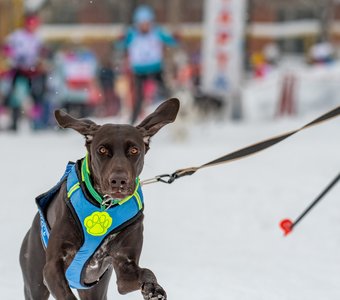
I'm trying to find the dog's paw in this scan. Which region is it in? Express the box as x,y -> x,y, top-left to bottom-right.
142,283 -> 167,300
84,211 -> 112,236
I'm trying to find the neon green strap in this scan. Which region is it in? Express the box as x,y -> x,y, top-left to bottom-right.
81,155 -> 103,206
134,191 -> 143,210
67,182 -> 80,198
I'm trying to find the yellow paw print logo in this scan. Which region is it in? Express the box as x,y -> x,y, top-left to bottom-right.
84,212 -> 112,236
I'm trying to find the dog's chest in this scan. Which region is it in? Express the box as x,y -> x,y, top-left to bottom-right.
82,233 -> 117,283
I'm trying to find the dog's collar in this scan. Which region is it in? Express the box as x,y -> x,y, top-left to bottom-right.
80,153 -> 140,210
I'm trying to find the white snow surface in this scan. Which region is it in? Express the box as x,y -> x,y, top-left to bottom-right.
0,107 -> 339,300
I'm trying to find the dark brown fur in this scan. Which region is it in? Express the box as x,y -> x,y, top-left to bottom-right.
19,99 -> 180,300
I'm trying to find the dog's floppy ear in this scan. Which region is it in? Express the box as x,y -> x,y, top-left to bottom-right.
136,98 -> 180,149
54,110 -> 100,142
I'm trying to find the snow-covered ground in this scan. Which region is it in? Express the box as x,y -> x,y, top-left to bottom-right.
0,105 -> 339,299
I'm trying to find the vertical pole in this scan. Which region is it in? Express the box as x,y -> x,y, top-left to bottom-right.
0,0 -> 24,55
165,0 -> 181,87
13,0 -> 24,29
319,0 -> 334,42
278,73 -> 296,117
0,1 -> 6,41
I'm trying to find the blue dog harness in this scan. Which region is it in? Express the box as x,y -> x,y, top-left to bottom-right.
36,157 -> 144,289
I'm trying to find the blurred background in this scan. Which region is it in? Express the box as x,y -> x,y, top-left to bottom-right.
0,0 -> 339,130
0,2 -> 340,299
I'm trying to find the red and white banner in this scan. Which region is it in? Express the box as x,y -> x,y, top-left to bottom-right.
201,0 -> 246,96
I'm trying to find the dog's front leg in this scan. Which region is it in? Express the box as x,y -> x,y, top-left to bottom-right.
43,257 -> 77,300
115,258 -> 167,300
113,218 -> 167,300
43,223 -> 80,300
115,256 -> 166,300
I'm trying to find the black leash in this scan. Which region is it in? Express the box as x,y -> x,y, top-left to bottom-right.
141,106 -> 340,186
280,172 -> 340,236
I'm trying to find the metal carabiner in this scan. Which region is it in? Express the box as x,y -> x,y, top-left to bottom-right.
141,174 -> 174,185
155,174 -> 175,184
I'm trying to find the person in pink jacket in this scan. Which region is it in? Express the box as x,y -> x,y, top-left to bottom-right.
3,13 -> 47,131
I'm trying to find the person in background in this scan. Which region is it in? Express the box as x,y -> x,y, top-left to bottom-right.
250,52 -> 268,79
2,13 -> 47,131
98,59 -> 120,117
309,40 -> 335,65
263,42 -> 280,66
117,5 -> 178,124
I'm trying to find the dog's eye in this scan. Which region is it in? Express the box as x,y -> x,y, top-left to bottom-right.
98,146 -> 108,155
128,146 -> 140,156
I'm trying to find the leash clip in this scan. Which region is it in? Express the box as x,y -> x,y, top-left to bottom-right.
141,168 -> 198,186
156,173 -> 178,184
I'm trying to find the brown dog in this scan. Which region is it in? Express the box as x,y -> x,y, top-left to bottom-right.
19,98 -> 180,300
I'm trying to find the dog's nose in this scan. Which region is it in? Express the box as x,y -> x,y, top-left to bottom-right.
110,173 -> 129,189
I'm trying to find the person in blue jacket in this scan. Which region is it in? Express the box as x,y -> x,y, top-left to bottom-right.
118,5 -> 178,124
